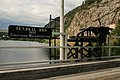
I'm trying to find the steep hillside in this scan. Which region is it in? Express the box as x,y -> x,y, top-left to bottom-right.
45,0 -> 120,37
67,0 -> 120,36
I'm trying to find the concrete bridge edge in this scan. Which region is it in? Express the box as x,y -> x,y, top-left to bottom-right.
0,59 -> 120,80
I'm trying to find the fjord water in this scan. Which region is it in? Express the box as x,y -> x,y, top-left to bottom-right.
0,40 -> 49,63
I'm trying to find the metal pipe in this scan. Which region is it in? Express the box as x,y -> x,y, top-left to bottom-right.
0,56 -> 120,67
60,0 -> 65,60
108,35 -> 111,56
49,15 -> 52,61
1,45 -> 120,49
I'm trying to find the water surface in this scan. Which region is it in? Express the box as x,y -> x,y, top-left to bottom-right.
0,40 -> 49,63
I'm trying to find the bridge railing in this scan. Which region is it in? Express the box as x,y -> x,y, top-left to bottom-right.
107,35 -> 120,56
0,35 -> 120,69
0,36 -> 120,56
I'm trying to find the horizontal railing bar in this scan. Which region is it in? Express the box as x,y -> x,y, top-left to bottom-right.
0,59 -> 77,66
53,32 -> 67,35
0,56 -> 120,67
111,35 -> 120,38
0,46 -> 120,49
0,46 -> 94,49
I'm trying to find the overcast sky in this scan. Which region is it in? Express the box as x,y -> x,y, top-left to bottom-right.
0,0 -> 85,29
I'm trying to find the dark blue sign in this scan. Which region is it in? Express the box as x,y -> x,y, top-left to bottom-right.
8,25 -> 52,38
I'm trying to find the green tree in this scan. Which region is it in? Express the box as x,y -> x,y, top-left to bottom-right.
112,20 -> 120,35
111,20 -> 120,56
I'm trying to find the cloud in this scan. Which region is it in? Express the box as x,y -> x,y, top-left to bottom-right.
0,0 -> 85,29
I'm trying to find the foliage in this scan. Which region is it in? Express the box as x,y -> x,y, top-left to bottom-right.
112,20 -> 120,35
82,0 -> 101,7
64,6 -> 81,30
111,20 -> 120,56
0,32 -> 6,36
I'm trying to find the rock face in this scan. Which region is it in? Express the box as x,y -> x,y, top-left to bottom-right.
66,0 -> 120,37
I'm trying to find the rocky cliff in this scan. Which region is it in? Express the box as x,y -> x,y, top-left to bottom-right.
66,0 -> 120,36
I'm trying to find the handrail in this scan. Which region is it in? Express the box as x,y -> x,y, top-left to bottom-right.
0,56 -> 120,67
0,45 -> 120,49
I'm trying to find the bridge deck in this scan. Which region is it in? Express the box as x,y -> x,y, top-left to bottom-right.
41,67 -> 120,80
0,58 -> 120,80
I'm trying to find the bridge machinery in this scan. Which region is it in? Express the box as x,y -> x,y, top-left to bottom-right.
67,26 -> 113,59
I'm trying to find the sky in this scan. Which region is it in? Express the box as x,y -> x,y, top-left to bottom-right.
0,0 -> 85,29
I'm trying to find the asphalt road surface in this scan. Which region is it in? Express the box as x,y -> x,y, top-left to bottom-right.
40,67 -> 120,80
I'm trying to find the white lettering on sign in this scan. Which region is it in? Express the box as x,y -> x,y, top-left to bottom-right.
10,33 -> 28,37
15,27 -> 36,32
39,29 -> 47,32
15,27 -> 48,33
29,34 -> 50,38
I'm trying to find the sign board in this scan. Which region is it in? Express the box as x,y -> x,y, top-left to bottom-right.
8,25 -> 52,38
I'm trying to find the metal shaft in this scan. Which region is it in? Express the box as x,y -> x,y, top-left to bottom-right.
60,0 -> 65,60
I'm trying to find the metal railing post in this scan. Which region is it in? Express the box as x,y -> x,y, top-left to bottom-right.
65,34 -> 67,60
108,35 -> 111,56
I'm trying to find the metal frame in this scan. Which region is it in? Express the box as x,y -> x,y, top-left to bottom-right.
1,30 -> 120,66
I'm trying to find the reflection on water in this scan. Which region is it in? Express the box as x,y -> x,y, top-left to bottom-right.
0,40 -> 49,63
